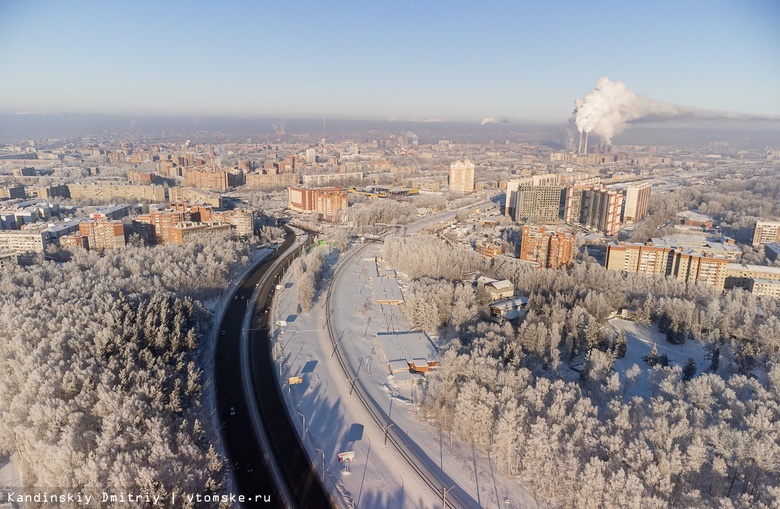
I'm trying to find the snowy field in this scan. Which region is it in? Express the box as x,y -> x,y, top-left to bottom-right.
609,318 -> 709,399
270,242 -> 538,508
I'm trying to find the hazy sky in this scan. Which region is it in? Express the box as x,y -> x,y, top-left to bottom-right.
1,0 -> 778,122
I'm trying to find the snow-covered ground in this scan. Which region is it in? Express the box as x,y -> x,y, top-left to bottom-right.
609,318 -> 709,399
270,242 -> 538,508
0,454 -> 21,490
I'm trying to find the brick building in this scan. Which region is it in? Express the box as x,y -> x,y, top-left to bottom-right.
78,220 -> 126,252
519,226 -> 576,269
287,186 -> 348,223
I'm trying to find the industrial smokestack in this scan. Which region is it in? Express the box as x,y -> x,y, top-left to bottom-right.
578,130 -> 583,154
584,132 -> 589,154
574,77 -> 778,145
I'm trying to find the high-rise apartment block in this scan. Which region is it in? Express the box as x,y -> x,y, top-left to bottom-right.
606,242 -> 728,289
520,226 -> 576,269
564,186 -> 623,235
753,221 -> 780,247
78,220 -> 126,252
449,159 -> 475,194
287,187 -> 348,223
505,174 -> 560,218
622,181 -> 652,223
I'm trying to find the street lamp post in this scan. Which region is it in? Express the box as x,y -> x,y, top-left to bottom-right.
383,423 -> 394,447
442,485 -> 455,509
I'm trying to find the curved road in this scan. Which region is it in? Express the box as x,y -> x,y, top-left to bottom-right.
214,228 -> 333,508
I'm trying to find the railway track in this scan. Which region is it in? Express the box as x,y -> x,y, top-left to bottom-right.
323,243 -> 464,509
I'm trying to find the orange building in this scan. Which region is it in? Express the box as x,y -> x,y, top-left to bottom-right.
287,186 -> 348,223
78,220 -> 126,252
519,226 -> 575,269
134,210 -> 190,244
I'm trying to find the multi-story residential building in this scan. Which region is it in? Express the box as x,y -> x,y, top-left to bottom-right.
0,185 -> 26,200
564,185 -> 623,235
753,221 -> 780,247
505,174 -> 560,218
165,221 -> 232,245
287,186 -> 348,223
67,184 -> 167,202
246,172 -> 300,190
511,185 -> 565,224
519,225 -> 576,269
30,184 -> 70,200
0,229 -> 51,254
606,242 -> 728,289
167,187 -> 222,208
184,168 -> 244,191
622,181 -> 651,223
449,159 -> 475,194
60,233 -> 89,250
216,209 -> 254,237
725,263 -> 780,295
134,210 -> 190,244
302,172 -> 363,187
78,220 -> 126,252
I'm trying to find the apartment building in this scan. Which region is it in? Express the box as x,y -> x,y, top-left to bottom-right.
519,225 -> 576,269
0,229 -> 51,254
78,220 -> 126,252
449,159 -> 475,194
287,186 -> 348,223
505,174 -> 560,218
67,184 -> 167,202
753,221 -> 780,247
606,242 -> 728,289
622,181 -> 651,223
246,172 -> 300,190
564,185 -> 623,235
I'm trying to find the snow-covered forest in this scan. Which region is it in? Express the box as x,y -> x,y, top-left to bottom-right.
0,233 -> 252,503
384,235 -> 780,508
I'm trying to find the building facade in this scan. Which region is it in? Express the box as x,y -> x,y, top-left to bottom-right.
449,159 -> 475,194
753,221 -> 780,247
564,185 -> 623,235
520,225 -> 576,269
622,181 -> 652,223
78,220 -> 126,252
606,242 -> 728,289
287,186 -> 348,223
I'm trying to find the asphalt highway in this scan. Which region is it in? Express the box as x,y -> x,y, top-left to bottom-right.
215,229 -> 332,508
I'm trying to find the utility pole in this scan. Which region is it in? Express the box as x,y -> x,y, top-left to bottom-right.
348,376 -> 358,396
442,485 -> 455,509
383,423 -> 394,447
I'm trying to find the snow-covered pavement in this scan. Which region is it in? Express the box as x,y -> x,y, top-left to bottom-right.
270,242 -> 537,508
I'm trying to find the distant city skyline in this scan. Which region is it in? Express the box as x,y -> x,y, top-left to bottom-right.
1,1 -> 779,122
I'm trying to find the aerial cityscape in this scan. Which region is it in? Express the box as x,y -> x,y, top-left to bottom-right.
1,1 -> 779,508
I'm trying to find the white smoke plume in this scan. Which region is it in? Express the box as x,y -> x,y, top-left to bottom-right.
573,76 -> 776,147
481,116 -> 511,126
